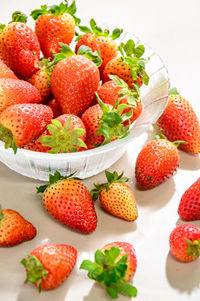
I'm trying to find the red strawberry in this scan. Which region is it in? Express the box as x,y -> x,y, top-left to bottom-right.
21,244 -> 77,291
80,241 -> 137,298
37,171 -> 97,233
0,11 -> 40,78
51,44 -> 101,116
157,88 -> 200,154
102,39 -> 149,88
0,204 -> 36,247
0,79 -> 41,111
75,19 -> 122,73
135,133 -> 182,189
24,114 -> 87,153
47,98 -> 62,118
169,224 -> 200,262
31,1 -> 80,58
178,178 -> 200,221
0,103 -> 53,153
0,59 -> 17,79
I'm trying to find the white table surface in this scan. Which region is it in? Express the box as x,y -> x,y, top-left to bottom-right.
0,0 -> 200,301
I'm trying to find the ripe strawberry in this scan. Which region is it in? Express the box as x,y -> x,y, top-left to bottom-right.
102,39 -> 149,88
80,242 -> 137,298
0,204 -> 36,247
0,79 -> 41,111
0,59 -> 17,79
157,88 -> 200,154
21,244 -> 77,291
24,114 -> 87,153
31,0 -> 80,58
81,94 -> 133,149
0,103 -> 53,153
75,19 -> 122,73
47,98 -> 62,118
169,224 -> 200,262
178,177 -> 200,221
135,133 -> 183,189
37,171 -> 97,233
51,44 -> 101,116
0,11 -> 40,78
91,170 -> 138,222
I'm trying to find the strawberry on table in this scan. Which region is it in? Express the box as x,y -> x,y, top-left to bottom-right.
178,177 -> 200,221
157,88 -> 200,154
0,204 -> 36,247
31,0 -> 80,58
0,11 -> 40,78
80,242 -> 137,298
169,224 -> 200,262
0,59 -> 17,79
21,244 -> 77,291
0,103 -> 53,153
91,170 -> 138,222
37,171 -> 97,233
75,18 -> 122,73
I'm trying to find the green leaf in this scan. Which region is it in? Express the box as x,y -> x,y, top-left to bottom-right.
105,170 -> 115,183
102,112 -> 122,127
77,45 -> 102,67
95,250 -> 105,266
109,75 -> 128,88
78,25 -> 92,33
0,204 -> 4,221
67,0 -> 77,15
90,18 -> 97,31
80,260 -> 103,275
170,87 -> 179,95
49,171 -> 62,184
117,281 -> 137,297
0,24 -> 6,32
96,93 -> 110,113
110,28 -> 123,40
173,140 -> 187,148
106,286 -> 119,299
0,124 -> 17,154
59,42 -> 75,57
104,247 -> 120,265
134,45 -> 145,58
124,39 -> 135,56
36,184 -> 48,194
10,11 -> 27,23
30,5 -> 48,20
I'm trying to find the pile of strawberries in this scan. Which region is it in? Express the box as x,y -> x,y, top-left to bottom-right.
0,0 -> 200,299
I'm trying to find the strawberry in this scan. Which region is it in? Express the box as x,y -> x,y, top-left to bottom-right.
81,94 -> 133,149
178,177 -> 200,221
169,224 -> 200,262
0,204 -> 36,247
91,170 -> 138,222
75,19 -> 122,73
21,243 -> 77,291
0,79 -> 41,111
31,0 -> 80,58
0,11 -> 40,78
47,98 -> 62,118
80,242 -> 137,298
51,44 -> 101,116
37,171 -> 97,233
0,59 -> 17,79
24,114 -> 87,153
0,103 -> 53,153
102,39 -> 149,88
135,133 -> 184,189
157,88 -> 200,154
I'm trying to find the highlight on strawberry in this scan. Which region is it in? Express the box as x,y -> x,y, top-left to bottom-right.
80,242 -> 137,299
91,170 -> 138,221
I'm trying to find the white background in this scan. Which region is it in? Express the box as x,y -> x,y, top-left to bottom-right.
0,1 -> 199,301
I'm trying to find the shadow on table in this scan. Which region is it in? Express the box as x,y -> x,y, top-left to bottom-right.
165,252 -> 200,294
179,151 -> 200,171
176,218 -> 200,228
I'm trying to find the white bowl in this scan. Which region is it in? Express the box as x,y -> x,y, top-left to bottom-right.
0,31 -> 170,181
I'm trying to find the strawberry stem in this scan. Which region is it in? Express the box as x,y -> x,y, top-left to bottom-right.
0,124 -> 17,154
10,11 -> 28,23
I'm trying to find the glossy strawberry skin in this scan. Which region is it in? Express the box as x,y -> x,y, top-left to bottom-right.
51,55 -> 100,116
157,94 -> 200,154
0,22 -> 40,78
29,70 -> 52,103
169,224 -> 200,262
0,79 -> 41,111
35,13 -> 75,58
0,59 -> 17,79
47,98 -> 62,118
101,242 -> 137,281
75,33 -> 118,73
0,103 -> 53,147
29,244 -> 77,290
178,178 -> 200,221
135,139 -> 180,189
42,179 -> 97,233
0,209 -> 36,247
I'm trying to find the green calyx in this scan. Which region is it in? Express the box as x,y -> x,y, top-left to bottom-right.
77,45 -> 102,67
10,11 -> 28,24
0,204 -> 4,222
185,239 -> 200,260
0,24 -> 6,32
170,87 -> 179,95
0,124 -> 17,154
118,39 -> 149,86
76,18 -> 123,41
80,246 -> 137,299
21,255 -> 48,293
153,130 -> 186,148
30,0 -> 80,25
90,170 -> 130,201
39,118 -> 87,154
96,93 -> 133,146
